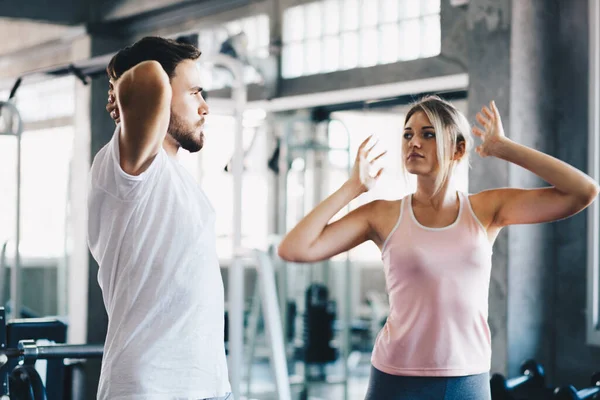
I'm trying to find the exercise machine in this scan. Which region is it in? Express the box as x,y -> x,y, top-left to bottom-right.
237,247 -> 292,400
0,307 -> 103,400
273,113 -> 354,400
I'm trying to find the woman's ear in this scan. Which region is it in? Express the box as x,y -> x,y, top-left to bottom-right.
453,140 -> 466,161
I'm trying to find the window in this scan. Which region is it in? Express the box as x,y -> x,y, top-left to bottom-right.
282,0 -> 441,78
198,14 -> 270,91
0,127 -> 74,259
9,77 -> 75,123
588,0 -> 600,346
0,77 -> 75,261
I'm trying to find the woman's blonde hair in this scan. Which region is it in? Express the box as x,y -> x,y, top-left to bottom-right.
404,95 -> 473,196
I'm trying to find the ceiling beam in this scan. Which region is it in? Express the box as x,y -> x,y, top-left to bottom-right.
0,0 -> 89,25
87,0 -> 249,37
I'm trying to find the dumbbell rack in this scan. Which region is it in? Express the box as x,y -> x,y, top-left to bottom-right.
490,359 -> 547,399
553,373 -> 600,400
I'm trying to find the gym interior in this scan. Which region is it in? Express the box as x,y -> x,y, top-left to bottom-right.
0,0 -> 600,399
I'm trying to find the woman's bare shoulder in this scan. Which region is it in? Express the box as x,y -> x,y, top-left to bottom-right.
466,189 -> 502,231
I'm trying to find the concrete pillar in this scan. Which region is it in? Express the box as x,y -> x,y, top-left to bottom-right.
468,0 -> 582,380
466,0 -> 512,376
554,0 -> 600,388
507,0 -> 558,378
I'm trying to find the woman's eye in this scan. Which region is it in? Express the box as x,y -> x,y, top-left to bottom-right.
403,133 -> 412,140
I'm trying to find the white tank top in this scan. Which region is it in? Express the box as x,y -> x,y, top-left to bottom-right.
87,125 -> 231,399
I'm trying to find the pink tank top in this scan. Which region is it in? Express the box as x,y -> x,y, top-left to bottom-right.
371,191 -> 493,377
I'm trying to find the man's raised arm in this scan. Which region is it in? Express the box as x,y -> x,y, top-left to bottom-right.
115,60 -> 172,176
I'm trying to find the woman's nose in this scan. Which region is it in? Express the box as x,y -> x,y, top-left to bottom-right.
409,137 -> 422,148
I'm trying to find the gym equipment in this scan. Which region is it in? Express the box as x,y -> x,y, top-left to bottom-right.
302,284 -> 338,373
9,363 -> 46,400
237,247 -> 292,400
274,114 -> 353,400
0,308 -> 103,399
0,95 -> 24,320
553,372 -> 600,400
61,360 -> 85,400
1,341 -> 103,400
14,340 -> 104,363
3,316 -> 67,399
205,45 -> 248,400
490,359 -> 546,400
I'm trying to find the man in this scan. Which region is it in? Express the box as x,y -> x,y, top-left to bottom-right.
87,36 -> 232,400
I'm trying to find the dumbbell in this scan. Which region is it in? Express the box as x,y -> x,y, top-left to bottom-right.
553,372 -> 600,400
491,359 -> 545,400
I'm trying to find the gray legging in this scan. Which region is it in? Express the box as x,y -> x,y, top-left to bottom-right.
364,366 -> 491,400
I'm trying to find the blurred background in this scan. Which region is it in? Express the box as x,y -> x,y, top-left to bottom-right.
0,0 -> 599,399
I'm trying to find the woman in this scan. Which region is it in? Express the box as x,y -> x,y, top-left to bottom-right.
277,96 -> 599,400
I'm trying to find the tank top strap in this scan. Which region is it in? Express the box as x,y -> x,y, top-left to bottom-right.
381,194 -> 410,254
457,191 -> 488,234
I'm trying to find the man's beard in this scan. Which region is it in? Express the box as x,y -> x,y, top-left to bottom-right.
168,111 -> 204,153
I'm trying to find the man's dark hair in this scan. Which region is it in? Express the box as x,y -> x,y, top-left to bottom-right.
107,36 -> 201,81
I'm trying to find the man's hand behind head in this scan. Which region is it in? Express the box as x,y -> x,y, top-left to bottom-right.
106,80 -> 121,125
